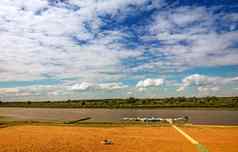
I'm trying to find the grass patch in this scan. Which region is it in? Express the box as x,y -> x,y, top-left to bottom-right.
196,144 -> 209,152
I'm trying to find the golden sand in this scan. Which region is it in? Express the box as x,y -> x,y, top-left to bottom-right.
0,125 -> 197,152
184,126 -> 238,152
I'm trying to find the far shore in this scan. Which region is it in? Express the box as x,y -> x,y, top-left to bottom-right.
0,106 -> 238,110
1,96 -> 238,109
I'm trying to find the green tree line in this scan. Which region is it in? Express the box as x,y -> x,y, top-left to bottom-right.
0,96 -> 238,108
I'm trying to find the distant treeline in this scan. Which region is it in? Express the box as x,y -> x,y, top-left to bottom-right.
0,96 -> 238,108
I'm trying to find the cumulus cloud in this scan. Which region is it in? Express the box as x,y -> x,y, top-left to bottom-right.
70,82 -> 93,91
177,74 -> 238,92
136,78 -> 164,89
177,74 -> 210,92
70,82 -> 128,91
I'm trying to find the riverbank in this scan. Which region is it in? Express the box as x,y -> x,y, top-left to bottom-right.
1,106 -> 238,110
1,120 -> 238,128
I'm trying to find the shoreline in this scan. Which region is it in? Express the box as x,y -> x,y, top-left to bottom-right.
1,121 -> 238,128
0,106 -> 238,110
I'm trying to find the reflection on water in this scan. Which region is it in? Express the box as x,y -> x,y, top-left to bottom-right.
0,108 -> 237,125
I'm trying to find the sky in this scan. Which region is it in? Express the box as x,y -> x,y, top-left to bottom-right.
0,0 -> 238,101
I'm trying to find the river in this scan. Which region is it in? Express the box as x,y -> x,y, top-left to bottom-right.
0,108 -> 237,125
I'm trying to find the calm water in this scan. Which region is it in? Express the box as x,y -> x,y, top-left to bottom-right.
0,108 -> 238,125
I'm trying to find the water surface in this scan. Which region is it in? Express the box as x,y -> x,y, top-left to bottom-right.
0,108 -> 237,125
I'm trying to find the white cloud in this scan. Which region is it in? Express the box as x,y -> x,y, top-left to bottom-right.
1,1 -> 236,81
70,82 -> 93,91
177,74 -> 238,92
169,7 -> 210,27
0,1 -> 237,100
70,82 -> 128,91
138,87 -> 146,92
0,0 -> 146,82
0,84 -> 67,100
127,91 -> 132,95
137,6 -> 238,73
197,86 -> 220,92
0,81 -> 130,101
136,78 -> 164,88
177,74 -> 210,92
0,88 -> 19,94
0,81 -> 128,100
98,82 -> 128,90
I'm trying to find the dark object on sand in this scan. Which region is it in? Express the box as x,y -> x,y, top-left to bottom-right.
101,139 -> 113,145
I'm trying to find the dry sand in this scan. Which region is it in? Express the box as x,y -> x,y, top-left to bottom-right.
0,125 -> 237,152
0,125 -> 197,152
183,126 -> 238,152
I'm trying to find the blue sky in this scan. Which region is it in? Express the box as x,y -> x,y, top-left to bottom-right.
0,0 -> 238,101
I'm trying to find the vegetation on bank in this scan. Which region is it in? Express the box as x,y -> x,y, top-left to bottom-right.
0,96 -> 238,108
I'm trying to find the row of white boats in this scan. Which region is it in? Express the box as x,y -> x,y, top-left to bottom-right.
122,116 -> 189,123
